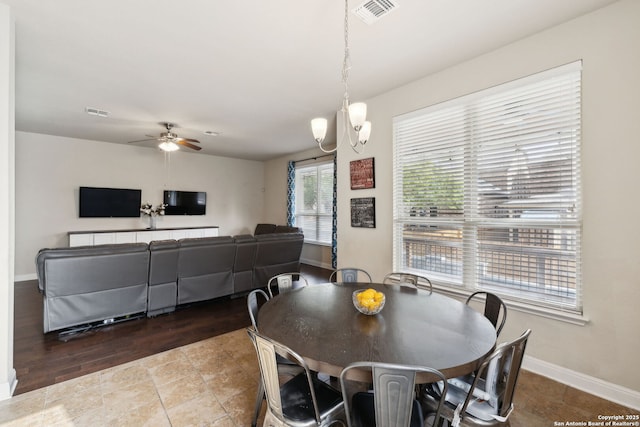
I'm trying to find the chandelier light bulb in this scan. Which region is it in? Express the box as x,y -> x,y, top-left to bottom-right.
311,118 -> 328,143
348,102 -> 367,131
358,121 -> 372,144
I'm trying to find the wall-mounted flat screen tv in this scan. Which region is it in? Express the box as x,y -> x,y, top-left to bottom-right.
163,190 -> 206,215
79,186 -> 142,218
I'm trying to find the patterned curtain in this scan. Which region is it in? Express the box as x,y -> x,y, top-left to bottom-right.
331,155 -> 338,269
286,161 -> 295,227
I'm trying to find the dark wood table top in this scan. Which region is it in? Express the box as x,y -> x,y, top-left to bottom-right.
258,283 -> 496,381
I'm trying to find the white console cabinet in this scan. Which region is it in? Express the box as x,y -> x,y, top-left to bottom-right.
68,227 -> 219,247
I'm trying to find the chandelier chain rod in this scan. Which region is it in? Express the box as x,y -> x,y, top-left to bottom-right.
342,0 -> 351,103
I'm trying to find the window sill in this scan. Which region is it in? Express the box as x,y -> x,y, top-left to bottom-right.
303,240 -> 331,247
432,284 -> 590,326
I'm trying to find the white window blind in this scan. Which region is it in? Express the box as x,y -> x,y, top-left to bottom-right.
393,62 -> 582,312
295,161 -> 334,245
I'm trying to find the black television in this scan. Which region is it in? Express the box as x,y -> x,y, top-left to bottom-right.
79,186 -> 142,218
163,190 -> 206,215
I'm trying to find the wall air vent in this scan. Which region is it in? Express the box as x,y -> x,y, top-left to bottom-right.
352,0 -> 399,25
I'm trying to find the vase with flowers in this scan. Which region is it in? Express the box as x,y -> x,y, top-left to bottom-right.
140,202 -> 166,229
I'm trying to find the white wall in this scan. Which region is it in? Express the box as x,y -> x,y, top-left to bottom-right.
333,0 -> 640,396
14,131 -> 265,278
0,1 -> 16,400
264,145 -> 334,269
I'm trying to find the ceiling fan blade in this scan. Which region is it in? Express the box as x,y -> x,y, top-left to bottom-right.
180,138 -> 200,143
128,134 -> 159,143
127,138 -> 158,144
176,140 -> 202,151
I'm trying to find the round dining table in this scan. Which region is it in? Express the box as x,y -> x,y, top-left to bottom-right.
258,282 -> 497,382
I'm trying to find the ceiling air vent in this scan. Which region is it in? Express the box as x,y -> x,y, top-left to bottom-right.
352,0 -> 399,25
84,107 -> 109,118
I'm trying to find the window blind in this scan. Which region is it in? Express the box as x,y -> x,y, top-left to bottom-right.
393,62 -> 582,312
295,161 -> 334,245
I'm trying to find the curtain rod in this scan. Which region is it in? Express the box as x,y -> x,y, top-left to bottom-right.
294,153 -> 335,164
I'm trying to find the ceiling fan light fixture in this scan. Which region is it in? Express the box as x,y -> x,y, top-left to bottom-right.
128,122 -> 202,152
159,141 -> 179,152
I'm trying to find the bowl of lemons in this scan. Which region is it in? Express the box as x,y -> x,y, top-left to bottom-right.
353,288 -> 385,315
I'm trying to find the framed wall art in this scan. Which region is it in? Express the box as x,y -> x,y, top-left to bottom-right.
350,157 -> 375,190
350,197 -> 376,228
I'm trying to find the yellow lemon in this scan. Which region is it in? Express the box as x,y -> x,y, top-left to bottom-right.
374,292 -> 384,302
362,289 -> 376,299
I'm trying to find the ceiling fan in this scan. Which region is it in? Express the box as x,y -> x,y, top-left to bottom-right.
128,122 -> 201,152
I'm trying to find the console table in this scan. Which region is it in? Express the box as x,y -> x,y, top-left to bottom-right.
68,226 -> 219,247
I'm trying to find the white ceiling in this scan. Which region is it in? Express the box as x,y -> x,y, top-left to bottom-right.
3,0 -> 618,161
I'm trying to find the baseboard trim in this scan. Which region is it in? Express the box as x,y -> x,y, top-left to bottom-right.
14,273 -> 36,282
300,258 -> 333,271
523,355 -> 640,411
0,369 -> 17,401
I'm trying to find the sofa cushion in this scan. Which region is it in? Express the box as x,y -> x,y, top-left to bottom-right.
177,236 -> 236,304
149,240 -> 179,285
148,240 -> 180,316
253,233 -> 304,287
233,235 -> 257,293
36,243 -> 149,295
254,223 -> 277,235
274,225 -> 302,234
36,243 -> 150,333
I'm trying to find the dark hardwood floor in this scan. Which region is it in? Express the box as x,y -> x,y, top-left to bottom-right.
13,264 -> 332,395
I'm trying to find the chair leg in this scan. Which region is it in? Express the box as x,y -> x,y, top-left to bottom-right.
252,379 -> 264,427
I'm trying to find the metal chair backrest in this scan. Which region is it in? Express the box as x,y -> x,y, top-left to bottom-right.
329,268 -> 372,284
466,291 -> 507,337
459,329 -> 531,424
247,289 -> 269,331
267,272 -> 309,298
382,272 -> 432,292
246,328 -> 334,426
340,361 -> 447,427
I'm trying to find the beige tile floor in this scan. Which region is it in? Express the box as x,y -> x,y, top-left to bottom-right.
0,329 -> 263,427
2,328 -> 636,426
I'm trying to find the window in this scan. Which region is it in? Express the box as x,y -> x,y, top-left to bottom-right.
294,161 -> 334,245
393,62 -> 582,313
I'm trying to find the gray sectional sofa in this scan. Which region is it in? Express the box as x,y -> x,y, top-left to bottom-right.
36,232 -> 304,333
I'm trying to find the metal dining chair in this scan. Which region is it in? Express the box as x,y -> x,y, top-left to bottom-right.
329,268 -> 372,284
268,272 -> 310,298
423,329 -> 532,427
247,289 -> 269,331
340,361 -> 448,427
246,328 -> 346,427
247,289 -> 271,427
465,291 -> 507,337
247,289 -> 303,427
382,272 -> 432,292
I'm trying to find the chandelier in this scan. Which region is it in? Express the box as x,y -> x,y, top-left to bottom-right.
311,0 -> 371,154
